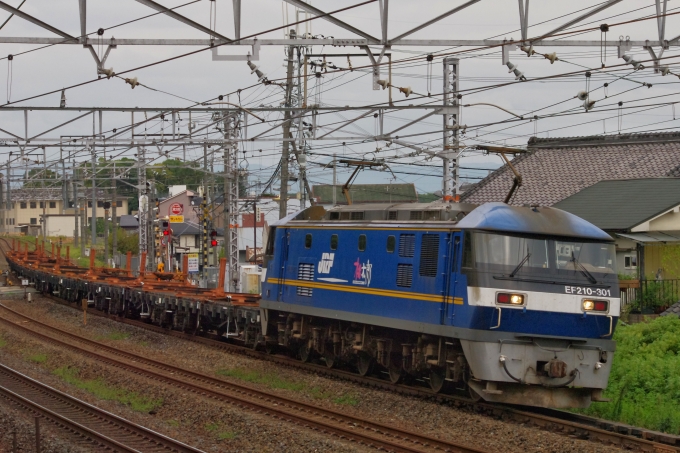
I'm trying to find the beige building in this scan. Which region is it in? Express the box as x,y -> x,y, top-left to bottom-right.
4,188 -> 129,237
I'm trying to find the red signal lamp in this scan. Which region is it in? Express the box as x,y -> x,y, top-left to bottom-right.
211,239 -> 218,247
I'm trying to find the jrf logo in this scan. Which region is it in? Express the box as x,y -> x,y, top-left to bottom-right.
318,253 -> 335,274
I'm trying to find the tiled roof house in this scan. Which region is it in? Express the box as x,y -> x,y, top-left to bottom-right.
461,132 -> 680,206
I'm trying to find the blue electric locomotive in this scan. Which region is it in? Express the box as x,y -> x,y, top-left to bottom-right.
260,201 -> 618,408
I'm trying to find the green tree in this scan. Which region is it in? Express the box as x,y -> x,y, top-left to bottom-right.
108,228 -> 139,255
23,168 -> 60,188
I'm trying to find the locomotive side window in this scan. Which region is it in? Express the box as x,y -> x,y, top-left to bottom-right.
358,234 -> 367,251
330,234 -> 339,250
305,233 -> 312,249
386,235 -> 396,253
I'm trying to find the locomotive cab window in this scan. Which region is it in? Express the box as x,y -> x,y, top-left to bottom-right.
358,234 -> 367,251
386,235 -> 396,253
330,234 -> 338,250
305,233 -> 312,249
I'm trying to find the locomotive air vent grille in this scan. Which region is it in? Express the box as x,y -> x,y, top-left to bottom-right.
387,211 -> 397,220
350,211 -> 365,220
423,210 -> 440,221
297,263 -> 314,297
329,212 -> 340,220
399,234 -> 416,257
340,212 -> 350,220
396,264 -> 413,287
419,234 -> 440,277
409,211 -> 423,220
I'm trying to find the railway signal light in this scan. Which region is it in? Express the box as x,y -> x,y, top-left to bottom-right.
210,230 -> 217,247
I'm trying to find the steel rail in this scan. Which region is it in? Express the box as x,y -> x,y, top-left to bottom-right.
0,363 -> 204,453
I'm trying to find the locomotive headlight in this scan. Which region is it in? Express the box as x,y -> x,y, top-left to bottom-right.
497,292 -> 525,306
582,299 -> 608,312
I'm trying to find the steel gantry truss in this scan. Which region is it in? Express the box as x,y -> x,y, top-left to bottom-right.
0,0 -> 677,276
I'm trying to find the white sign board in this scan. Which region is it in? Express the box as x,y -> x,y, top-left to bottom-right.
187,253 -> 199,273
21,279 -> 29,286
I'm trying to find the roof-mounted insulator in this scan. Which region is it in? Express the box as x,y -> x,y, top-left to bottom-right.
124,77 -> 139,89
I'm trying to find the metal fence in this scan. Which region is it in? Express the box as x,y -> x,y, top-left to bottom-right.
621,279 -> 680,313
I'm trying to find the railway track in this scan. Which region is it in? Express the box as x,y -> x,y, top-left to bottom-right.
0,302 -> 487,453
2,238 -> 679,453
0,362 -> 204,453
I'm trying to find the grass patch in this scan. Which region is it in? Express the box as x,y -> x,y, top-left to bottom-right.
332,394 -> 359,406
218,431 -> 237,440
167,419 -> 180,427
576,316 -> 680,433
137,341 -> 149,348
205,422 -> 236,440
0,335 -> 6,348
216,368 -> 304,392
28,353 -> 47,363
53,366 -> 162,413
96,331 -> 130,341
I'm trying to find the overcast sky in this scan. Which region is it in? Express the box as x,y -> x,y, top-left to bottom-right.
0,0 -> 678,195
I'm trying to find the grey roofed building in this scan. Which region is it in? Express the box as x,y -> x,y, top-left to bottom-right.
312,183 -> 418,205
461,132 -> 680,207
553,178 -> 680,232
119,215 -> 139,230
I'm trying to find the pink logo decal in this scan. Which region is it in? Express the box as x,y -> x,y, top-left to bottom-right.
354,258 -> 362,280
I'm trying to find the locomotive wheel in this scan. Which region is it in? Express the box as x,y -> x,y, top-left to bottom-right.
357,352 -> 374,377
299,342 -> 312,362
429,367 -> 447,393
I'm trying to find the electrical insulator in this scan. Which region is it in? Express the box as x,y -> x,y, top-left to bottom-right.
377,79 -> 389,90
660,66 -> 671,76
621,54 -> 645,71
98,67 -> 115,79
520,45 -> 535,57
505,61 -> 526,81
543,52 -> 558,64
398,86 -> 413,97
577,91 -> 588,101
124,77 -> 140,89
584,99 -> 596,112
246,60 -> 266,81
60,90 -> 66,109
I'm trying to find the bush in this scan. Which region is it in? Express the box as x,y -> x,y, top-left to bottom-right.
579,316 -> 680,433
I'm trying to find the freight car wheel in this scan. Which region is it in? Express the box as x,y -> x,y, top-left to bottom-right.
299,343 -> 312,362
429,367 -> 447,393
356,352 -> 374,377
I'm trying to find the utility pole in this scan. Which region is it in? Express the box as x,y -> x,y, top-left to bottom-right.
223,113 -> 240,292
6,164 -> 10,234
279,31 -> 296,219
147,181 -> 155,271
42,147 -> 47,240
111,162 -> 117,263
332,153 -> 337,205
73,166 -> 79,249
104,202 -> 110,265
90,149 -> 96,246
442,57 -> 460,199
137,145 -> 148,269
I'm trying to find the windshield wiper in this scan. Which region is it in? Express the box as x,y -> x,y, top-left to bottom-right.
571,251 -> 598,284
509,250 -> 531,278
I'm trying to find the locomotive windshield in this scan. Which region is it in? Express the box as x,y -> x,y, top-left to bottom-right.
464,231 -> 616,279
